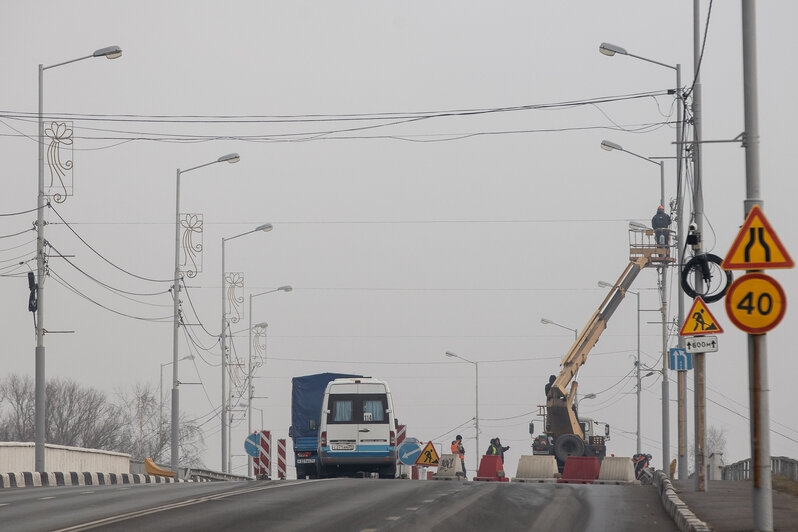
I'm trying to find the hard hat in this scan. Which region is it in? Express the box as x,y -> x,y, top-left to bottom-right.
657,205 -> 664,210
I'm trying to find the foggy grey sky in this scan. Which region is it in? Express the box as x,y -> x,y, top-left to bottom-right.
1,1 -> 796,476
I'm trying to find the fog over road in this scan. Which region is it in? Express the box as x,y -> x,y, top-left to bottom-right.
0,479 -> 677,532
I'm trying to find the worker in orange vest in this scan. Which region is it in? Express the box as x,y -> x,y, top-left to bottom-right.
450,435 -> 466,477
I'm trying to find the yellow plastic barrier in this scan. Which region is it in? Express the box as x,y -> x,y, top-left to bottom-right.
145,457 -> 176,478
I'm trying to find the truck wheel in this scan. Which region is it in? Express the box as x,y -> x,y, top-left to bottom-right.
554,434 -> 586,463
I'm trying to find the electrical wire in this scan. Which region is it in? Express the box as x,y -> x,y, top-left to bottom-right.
181,280 -> 219,339
685,0 -> 714,99
0,227 -> 33,239
47,241 -> 173,299
0,205 -> 44,217
0,90 -> 670,124
48,204 -> 172,283
0,238 -> 35,253
429,418 -> 475,443
48,267 -> 174,322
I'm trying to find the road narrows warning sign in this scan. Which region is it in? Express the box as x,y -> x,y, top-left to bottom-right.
680,297 -> 724,336
722,205 -> 794,270
414,441 -> 440,466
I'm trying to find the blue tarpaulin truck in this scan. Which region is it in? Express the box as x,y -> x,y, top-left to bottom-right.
289,372 -> 362,479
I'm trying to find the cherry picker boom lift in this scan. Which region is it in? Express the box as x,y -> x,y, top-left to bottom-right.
531,227 -> 673,469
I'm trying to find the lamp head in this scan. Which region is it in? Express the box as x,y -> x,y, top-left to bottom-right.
277,285 -> 293,292
540,318 -> 552,325
445,351 -> 457,358
629,221 -> 648,230
599,42 -> 627,57
256,223 -> 273,232
600,140 -> 623,152
93,46 -> 122,59
218,153 -> 240,164
253,322 -> 268,329
597,281 -> 613,288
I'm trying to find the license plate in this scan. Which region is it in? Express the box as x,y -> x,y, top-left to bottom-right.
296,458 -> 315,464
331,444 -> 355,451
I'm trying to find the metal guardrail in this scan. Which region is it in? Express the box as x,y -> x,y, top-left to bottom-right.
722,456 -> 798,481
184,467 -> 252,482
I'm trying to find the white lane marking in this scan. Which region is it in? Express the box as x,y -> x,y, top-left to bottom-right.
52,479 -> 337,532
40,496 -> 56,500
422,499 -> 434,503
360,529 -> 377,532
386,516 -> 401,521
0,503 -> 10,506
81,491 -> 94,495
406,507 -> 419,511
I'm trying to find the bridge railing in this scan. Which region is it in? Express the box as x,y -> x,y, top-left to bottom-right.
722,456 -> 798,481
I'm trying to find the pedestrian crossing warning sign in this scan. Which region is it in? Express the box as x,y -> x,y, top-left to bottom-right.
680,297 -> 724,336
414,441 -> 440,466
722,205 -> 794,270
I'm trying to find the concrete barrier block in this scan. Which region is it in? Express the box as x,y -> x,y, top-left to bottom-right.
432,454 -> 464,480
596,456 -> 638,484
512,455 -> 558,482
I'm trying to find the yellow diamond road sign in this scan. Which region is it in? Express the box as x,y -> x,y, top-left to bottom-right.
722,205 -> 794,270
680,297 -> 724,336
414,441 -> 440,466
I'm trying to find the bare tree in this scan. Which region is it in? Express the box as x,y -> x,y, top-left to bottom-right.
113,383 -> 205,467
688,425 -> 729,473
47,379 -> 124,449
0,375 -> 205,467
0,374 -> 35,441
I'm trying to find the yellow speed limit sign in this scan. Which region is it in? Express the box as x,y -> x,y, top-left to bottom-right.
725,273 -> 787,334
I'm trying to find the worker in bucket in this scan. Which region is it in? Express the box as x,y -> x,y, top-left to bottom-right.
652,205 -> 672,246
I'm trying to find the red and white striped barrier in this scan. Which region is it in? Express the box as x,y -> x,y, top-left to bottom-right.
277,439 -> 286,480
254,430 -> 271,479
396,424 -> 406,447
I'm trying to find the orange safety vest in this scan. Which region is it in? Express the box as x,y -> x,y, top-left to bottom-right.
450,442 -> 463,459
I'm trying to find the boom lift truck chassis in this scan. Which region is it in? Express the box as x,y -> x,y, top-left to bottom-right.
532,228 -> 672,470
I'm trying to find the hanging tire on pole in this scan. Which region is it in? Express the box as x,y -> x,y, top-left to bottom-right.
680,253 -> 733,303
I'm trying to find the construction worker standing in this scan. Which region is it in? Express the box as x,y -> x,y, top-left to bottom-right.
450,435 -> 466,477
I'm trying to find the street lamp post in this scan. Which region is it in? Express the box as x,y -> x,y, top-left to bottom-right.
220,223 -> 273,472
172,152 -> 240,471
246,285 -> 292,476
599,140 -> 665,208
540,318 -> 578,342
444,351 -> 479,474
574,393 -> 597,415
34,45 -> 122,472
599,280 -> 642,453
159,355 -> 193,461
600,40 -> 682,479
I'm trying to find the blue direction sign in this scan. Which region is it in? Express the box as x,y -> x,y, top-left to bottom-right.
397,442 -> 422,466
669,347 -> 693,371
245,432 -> 260,458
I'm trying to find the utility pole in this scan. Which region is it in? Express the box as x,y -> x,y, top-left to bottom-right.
659,265 -> 670,475
692,0 -> 707,493
741,2 -> 772,529
675,50 -> 688,485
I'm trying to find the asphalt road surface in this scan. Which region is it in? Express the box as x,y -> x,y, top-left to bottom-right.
0,479 -> 678,531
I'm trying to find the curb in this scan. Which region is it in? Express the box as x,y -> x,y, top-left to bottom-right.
0,472 -> 210,488
652,471 -> 711,532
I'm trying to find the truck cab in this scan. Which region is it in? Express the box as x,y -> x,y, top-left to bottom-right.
318,378 -> 397,478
